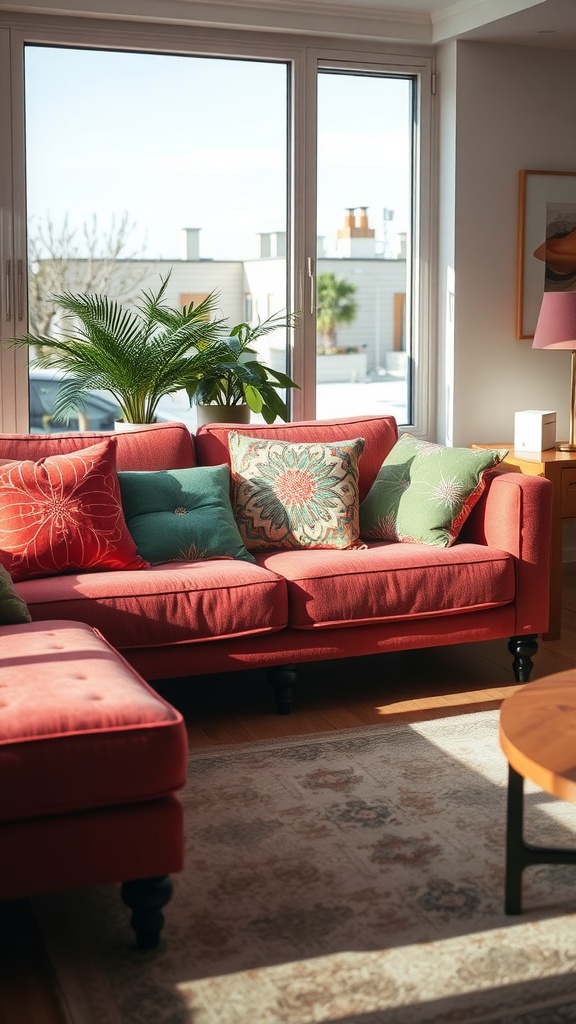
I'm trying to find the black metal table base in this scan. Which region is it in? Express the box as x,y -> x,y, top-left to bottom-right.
505,764 -> 576,914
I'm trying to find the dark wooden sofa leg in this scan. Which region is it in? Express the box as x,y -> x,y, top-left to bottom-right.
508,634 -> 538,682
121,874 -> 173,949
268,665 -> 297,715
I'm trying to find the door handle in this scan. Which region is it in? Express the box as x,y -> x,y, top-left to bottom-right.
5,260 -> 11,322
307,256 -> 315,316
17,259 -> 24,322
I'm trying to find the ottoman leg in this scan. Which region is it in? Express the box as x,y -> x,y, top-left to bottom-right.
121,874 -> 173,949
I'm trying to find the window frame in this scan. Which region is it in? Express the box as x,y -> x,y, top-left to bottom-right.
0,13 -> 436,435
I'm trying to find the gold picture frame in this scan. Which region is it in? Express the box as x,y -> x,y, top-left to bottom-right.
517,169 -> 576,339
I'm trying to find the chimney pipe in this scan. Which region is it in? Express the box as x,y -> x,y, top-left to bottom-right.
344,208 -> 355,229
357,207 -> 369,230
181,228 -> 200,261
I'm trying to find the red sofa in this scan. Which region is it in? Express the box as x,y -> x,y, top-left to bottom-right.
0,416 -> 552,713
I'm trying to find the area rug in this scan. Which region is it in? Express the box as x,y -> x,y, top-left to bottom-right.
35,710 -> 576,1024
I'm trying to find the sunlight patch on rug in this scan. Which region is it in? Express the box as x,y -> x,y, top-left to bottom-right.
35,711 -> 576,1024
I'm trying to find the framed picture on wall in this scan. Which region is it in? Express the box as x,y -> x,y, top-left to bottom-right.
516,169 -> 576,339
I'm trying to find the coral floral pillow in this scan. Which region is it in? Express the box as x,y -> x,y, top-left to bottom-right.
0,438 -> 149,581
229,431 -> 365,550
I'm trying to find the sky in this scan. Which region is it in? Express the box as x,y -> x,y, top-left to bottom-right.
24,45 -> 412,262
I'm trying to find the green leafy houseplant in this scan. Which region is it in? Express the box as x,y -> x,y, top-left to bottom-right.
14,277 -> 231,425
189,310 -> 300,424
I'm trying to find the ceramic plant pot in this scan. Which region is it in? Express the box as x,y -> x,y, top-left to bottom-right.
195,404 -> 251,427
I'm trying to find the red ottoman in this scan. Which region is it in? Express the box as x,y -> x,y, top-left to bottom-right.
0,620 -> 188,948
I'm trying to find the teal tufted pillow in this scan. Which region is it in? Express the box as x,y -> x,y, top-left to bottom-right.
0,564 -> 32,624
360,433 -> 508,548
118,464 -> 255,565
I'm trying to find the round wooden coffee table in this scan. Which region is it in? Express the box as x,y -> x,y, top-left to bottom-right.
499,670 -> 576,914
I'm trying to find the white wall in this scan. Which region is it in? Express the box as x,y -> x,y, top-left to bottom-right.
435,40 -> 457,445
437,40 -> 576,448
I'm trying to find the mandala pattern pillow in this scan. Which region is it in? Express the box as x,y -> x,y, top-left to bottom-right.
229,432 -> 365,551
0,438 -> 149,581
360,433 -> 508,548
118,464 -> 255,565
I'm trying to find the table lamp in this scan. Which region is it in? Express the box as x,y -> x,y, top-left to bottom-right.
532,290 -> 576,451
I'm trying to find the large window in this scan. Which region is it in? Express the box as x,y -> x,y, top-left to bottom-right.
24,45 -> 289,431
0,19 -> 434,434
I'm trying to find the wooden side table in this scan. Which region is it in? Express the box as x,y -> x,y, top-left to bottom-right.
473,444 -> 576,641
499,671 -> 576,914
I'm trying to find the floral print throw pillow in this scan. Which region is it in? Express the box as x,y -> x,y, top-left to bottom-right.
229,432 -> 365,550
0,438 -> 149,581
360,433 -> 508,548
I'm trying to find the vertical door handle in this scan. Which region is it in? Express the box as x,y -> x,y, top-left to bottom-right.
5,260 -> 11,322
307,256 -> 315,316
17,259 -> 24,322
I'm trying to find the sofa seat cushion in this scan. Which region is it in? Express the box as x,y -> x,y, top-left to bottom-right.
0,621 -> 188,822
16,560 -> 288,648
256,542 -> 515,629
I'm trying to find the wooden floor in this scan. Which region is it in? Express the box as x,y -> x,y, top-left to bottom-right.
3,570 -> 576,1023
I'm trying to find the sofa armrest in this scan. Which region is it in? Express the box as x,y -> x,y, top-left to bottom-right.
460,471 -> 552,635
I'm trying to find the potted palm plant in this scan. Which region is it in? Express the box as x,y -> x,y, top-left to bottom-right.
189,310 -> 300,425
16,277 -> 300,428
14,276 -> 230,426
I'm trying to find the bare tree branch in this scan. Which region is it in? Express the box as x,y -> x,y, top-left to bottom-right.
28,212 -> 149,337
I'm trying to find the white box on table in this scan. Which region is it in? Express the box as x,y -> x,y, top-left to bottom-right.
514,410 -> 556,452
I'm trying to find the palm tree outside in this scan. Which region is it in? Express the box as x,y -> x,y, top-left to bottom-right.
316,272 -> 358,354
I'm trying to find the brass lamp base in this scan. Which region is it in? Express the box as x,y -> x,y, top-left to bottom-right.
556,350 -> 576,452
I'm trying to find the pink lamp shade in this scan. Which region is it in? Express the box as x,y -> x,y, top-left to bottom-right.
533,290 -> 576,450
533,291 -> 576,350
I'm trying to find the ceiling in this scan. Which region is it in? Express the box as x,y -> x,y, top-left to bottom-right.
0,0 -> 575,50
437,0 -> 576,49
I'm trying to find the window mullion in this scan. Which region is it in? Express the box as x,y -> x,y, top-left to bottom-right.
0,27 -> 28,433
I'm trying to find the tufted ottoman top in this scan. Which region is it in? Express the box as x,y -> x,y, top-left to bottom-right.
0,620 -> 188,823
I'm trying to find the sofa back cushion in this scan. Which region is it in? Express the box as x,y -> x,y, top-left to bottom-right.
0,421 -> 196,472
195,415 -> 398,502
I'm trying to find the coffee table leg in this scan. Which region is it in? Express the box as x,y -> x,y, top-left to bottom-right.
505,765 -> 525,914
504,762 -> 576,915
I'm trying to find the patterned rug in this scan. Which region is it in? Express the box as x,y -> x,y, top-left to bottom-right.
35,710 -> 576,1023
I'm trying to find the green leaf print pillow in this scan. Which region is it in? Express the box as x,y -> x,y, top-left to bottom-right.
360,433 -> 508,548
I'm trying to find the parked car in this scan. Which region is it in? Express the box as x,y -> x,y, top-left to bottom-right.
28,370 -> 194,433
29,369 -> 122,433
